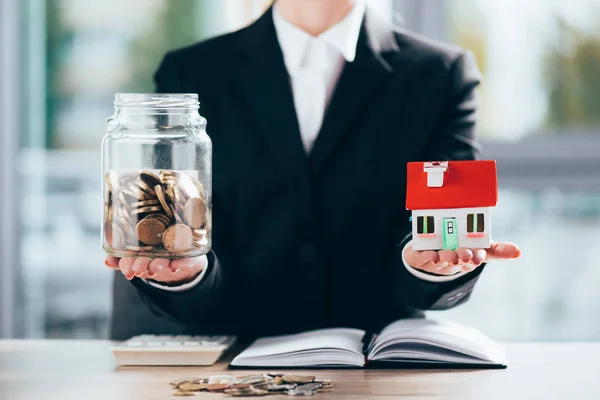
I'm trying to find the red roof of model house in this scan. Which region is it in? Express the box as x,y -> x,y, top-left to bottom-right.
406,160 -> 498,210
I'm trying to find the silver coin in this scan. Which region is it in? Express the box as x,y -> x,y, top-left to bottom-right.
236,376 -> 267,385
295,383 -> 322,392
207,375 -> 236,385
265,384 -> 297,391
286,390 -> 317,396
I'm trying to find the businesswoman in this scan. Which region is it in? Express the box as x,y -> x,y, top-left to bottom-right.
106,0 -> 520,338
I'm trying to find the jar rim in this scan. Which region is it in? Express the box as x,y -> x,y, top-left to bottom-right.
114,93 -> 199,109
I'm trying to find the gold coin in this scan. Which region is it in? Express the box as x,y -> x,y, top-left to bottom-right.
162,224 -> 193,253
116,218 -> 136,244
170,378 -> 207,386
134,179 -> 155,196
177,173 -> 206,200
155,185 -> 174,218
116,205 -> 133,222
118,191 -> 130,209
118,171 -> 138,187
140,171 -> 162,188
206,383 -> 229,392
227,388 -> 269,397
164,185 -> 175,203
136,217 -> 167,245
121,188 -> 141,201
272,376 -> 283,385
193,237 -> 208,248
104,221 -> 124,248
172,391 -> 195,397
177,383 -> 206,392
131,206 -> 163,215
172,184 -> 186,204
128,182 -> 155,200
184,197 -> 206,229
130,199 -> 160,208
105,171 -> 120,189
170,204 -> 184,224
282,375 -> 315,384
192,229 -> 207,238
154,213 -> 174,226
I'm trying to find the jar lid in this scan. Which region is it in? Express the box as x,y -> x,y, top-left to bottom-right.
114,93 -> 199,109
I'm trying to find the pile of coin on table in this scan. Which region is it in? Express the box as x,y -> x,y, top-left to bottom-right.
170,374 -> 334,397
104,170 -> 210,258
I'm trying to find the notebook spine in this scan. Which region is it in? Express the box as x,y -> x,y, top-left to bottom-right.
361,331 -> 376,363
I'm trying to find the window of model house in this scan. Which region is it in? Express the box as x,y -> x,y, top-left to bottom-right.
467,213 -> 485,233
417,216 -> 435,234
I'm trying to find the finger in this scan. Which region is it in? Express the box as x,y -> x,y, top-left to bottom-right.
437,265 -> 464,275
148,258 -> 171,276
404,246 -> 439,268
105,256 -> 120,267
461,263 -> 478,272
152,268 -> 196,284
105,256 -> 120,269
410,262 -> 440,274
417,262 -> 462,276
119,258 -> 136,280
455,248 -> 473,264
487,242 -> 521,259
438,250 -> 459,266
132,257 -> 152,277
136,271 -> 152,280
171,256 -> 208,272
472,249 -> 487,265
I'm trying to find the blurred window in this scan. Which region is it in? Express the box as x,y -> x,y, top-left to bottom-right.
448,0 -> 600,139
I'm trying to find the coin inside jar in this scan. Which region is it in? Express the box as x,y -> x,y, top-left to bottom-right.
184,197 -> 206,229
178,173 -> 206,200
130,199 -> 159,208
104,221 -> 126,248
154,184 -> 174,218
136,217 -> 167,245
131,205 -> 163,215
134,178 -> 155,196
170,204 -> 184,224
162,224 -> 193,253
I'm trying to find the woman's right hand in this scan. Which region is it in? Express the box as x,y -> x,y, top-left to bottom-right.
105,255 -> 207,285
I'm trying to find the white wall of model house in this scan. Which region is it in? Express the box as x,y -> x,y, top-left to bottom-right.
411,206 -> 492,251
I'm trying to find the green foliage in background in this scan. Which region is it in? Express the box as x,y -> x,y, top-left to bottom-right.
543,18 -> 600,131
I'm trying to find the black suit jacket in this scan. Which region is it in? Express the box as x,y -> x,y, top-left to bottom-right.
130,7 -> 484,339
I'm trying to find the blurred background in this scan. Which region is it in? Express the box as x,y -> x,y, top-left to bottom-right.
0,0 -> 599,340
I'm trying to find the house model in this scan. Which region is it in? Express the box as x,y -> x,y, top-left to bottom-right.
406,160 -> 498,251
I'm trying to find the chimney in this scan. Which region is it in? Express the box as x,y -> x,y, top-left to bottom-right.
424,161 -> 448,187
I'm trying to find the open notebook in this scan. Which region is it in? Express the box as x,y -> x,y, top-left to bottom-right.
230,319 -> 506,369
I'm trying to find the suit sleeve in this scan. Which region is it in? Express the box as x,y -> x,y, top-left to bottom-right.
128,52 -> 230,325
395,50 -> 486,311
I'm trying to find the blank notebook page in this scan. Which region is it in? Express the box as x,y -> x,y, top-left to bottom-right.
236,328 -> 365,358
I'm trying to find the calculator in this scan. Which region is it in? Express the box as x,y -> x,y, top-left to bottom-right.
110,334 -> 237,366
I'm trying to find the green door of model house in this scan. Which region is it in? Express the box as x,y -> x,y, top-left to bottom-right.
442,217 -> 459,250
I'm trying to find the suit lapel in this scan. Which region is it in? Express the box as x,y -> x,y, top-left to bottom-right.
309,8 -> 399,172
232,9 -> 313,204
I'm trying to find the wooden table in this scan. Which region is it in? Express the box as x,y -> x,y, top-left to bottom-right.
0,340 -> 598,399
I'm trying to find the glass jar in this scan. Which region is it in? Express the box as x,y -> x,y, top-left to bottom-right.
101,93 -> 212,258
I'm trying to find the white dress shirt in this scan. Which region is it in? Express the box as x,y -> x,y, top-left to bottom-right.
146,1 -> 467,291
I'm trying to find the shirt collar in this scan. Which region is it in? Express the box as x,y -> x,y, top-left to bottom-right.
272,0 -> 365,70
